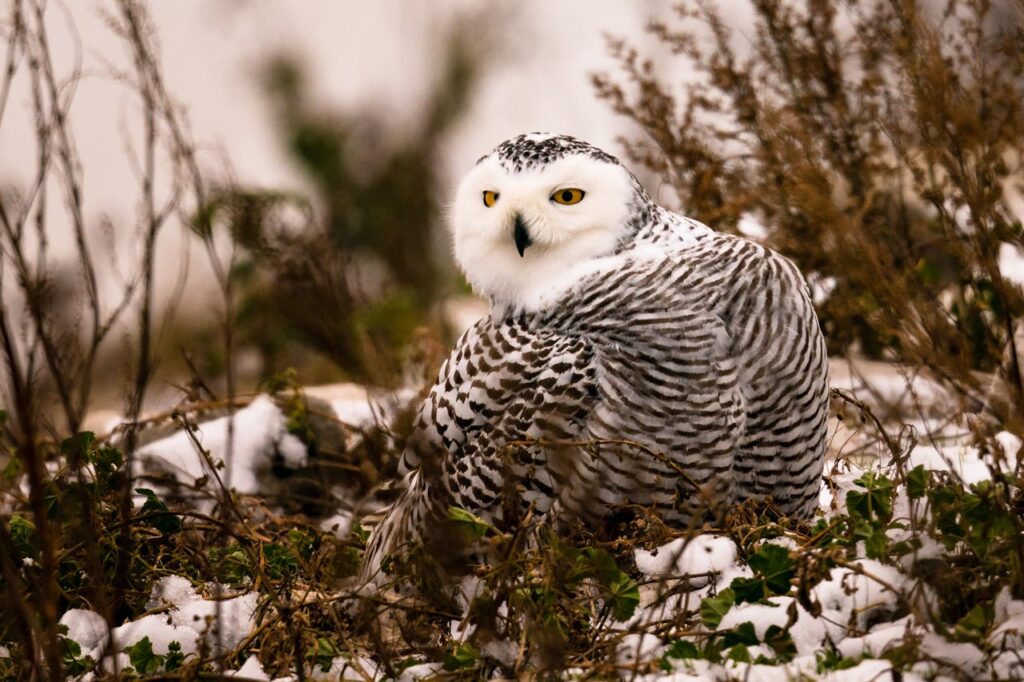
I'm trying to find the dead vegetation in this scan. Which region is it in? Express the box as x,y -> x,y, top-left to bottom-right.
594,0 -> 1024,433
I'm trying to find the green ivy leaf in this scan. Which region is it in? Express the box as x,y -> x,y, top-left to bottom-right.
163,641 -> 185,672
8,514 -> 37,562
847,472 -> 894,522
135,488 -> 182,533
447,506 -> 493,540
91,446 -> 125,493
61,636 -> 93,676
60,432 -> 96,464
722,621 -> 759,648
210,545 -> 252,586
659,634 -> 700,667
700,588 -> 735,629
264,542 -> 300,580
748,544 -> 796,594
443,643 -> 480,671
955,604 -> 990,641
308,637 -> 342,672
764,625 -> 797,661
906,465 -> 929,500
732,544 -> 795,603
126,636 -> 164,674
578,547 -> 639,620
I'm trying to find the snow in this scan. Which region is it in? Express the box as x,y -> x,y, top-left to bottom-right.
55,575 -> 260,676
133,395 -> 308,501
812,562 -> 910,634
141,575 -> 259,654
232,656 -> 270,679
43,363 -> 1024,681
112,613 -> 200,656
170,591 -> 259,652
396,662 -> 444,681
1000,242 -> 1024,287
737,214 -> 768,240
60,609 -> 109,660
820,658 -> 897,681
146,575 -> 198,610
319,510 -> 353,538
635,535 -> 737,581
481,639 -> 519,668
718,597 -> 824,657
615,633 -> 665,674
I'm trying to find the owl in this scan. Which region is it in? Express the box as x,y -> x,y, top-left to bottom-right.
362,133 -> 828,580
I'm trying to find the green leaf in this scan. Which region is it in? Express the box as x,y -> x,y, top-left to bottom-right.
350,522 -> 370,545
863,525 -> 890,561
61,636 -> 93,676
847,472 -> 894,522
135,488 -> 182,533
443,643 -> 480,671
210,545 -> 252,586
263,543 -> 300,580
954,604 -> 990,641
748,545 -> 796,594
1,454 -> 21,483
817,648 -> 858,672
726,643 -> 751,663
605,571 -> 640,621
308,637 -> 342,672
659,638 -> 700,667
578,547 -> 640,620
701,588 -> 735,629
288,527 -> 318,560
8,514 -> 37,562
722,621 -> 759,648
60,432 -> 96,464
126,636 -> 164,674
764,625 -> 797,661
163,641 -> 185,672
91,446 -> 125,493
447,506 -> 493,540
906,465 -> 929,499
732,544 -> 795,603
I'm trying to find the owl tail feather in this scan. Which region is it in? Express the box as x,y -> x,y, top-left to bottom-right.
359,469 -> 448,587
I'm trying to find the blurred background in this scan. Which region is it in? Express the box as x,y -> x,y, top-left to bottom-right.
1,0 -> 1022,435
0,1 -> 672,417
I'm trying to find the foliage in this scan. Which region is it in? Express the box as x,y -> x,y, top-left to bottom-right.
595,0 -> 1024,429
191,25 -> 484,386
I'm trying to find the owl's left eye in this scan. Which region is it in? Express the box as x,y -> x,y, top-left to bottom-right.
483,190 -> 499,207
551,188 -> 585,205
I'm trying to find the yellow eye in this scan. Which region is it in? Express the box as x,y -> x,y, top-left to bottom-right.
551,188 -> 585,205
482,190 -> 499,207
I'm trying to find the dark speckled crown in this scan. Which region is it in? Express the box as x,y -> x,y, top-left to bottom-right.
482,133 -> 621,173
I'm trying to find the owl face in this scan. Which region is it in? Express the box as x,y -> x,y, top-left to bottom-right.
451,135 -> 638,312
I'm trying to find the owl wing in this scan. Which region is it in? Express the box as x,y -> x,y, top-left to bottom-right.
399,317 -> 597,518
361,256 -> 746,581
407,254 -> 746,523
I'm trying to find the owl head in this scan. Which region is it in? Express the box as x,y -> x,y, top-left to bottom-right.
450,133 -> 648,313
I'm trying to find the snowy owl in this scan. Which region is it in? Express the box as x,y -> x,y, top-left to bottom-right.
362,133 -> 828,579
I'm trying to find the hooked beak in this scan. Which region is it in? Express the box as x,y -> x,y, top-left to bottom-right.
513,213 -> 533,257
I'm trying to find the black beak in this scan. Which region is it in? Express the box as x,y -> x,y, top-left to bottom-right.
513,214 -> 533,257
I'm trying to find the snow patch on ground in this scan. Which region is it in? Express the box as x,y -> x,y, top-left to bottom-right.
53,576 -> 260,675
133,395 -> 308,503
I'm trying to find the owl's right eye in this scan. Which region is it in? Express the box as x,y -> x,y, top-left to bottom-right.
482,190 -> 499,207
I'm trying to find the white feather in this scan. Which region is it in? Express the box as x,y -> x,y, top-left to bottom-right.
450,154 -> 638,312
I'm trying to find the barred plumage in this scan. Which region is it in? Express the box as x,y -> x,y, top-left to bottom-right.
362,134 -> 828,580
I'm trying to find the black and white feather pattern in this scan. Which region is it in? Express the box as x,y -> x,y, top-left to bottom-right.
362,136 -> 828,580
